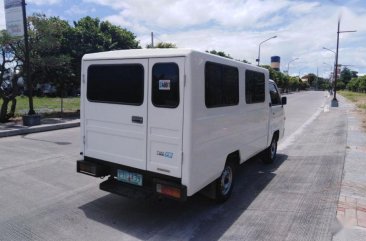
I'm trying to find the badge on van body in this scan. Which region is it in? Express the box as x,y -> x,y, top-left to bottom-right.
159,80 -> 171,90
157,151 -> 174,159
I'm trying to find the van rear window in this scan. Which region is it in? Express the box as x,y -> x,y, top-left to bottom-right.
152,63 -> 179,108
87,64 -> 144,105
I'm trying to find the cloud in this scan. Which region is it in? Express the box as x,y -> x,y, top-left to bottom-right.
82,0 -> 365,75
28,0 -> 62,5
288,1 -> 321,15
65,5 -> 96,16
84,0 -> 292,31
2,0 -> 365,76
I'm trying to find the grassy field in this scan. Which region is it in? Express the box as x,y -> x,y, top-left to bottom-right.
339,90 -> 366,130
0,96 -> 80,116
338,91 -> 366,110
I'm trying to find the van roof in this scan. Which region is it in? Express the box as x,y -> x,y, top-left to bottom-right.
83,48 -> 197,61
82,49 -> 268,74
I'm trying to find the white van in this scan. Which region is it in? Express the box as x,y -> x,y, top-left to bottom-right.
77,49 -> 286,202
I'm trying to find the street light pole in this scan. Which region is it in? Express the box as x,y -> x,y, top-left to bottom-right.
323,47 -> 336,54
256,35 -> 277,66
323,47 -> 336,88
332,17 -> 356,107
287,58 -> 299,75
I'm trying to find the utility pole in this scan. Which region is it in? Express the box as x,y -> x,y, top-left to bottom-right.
332,16 -> 356,107
151,32 -> 154,48
21,0 -> 34,115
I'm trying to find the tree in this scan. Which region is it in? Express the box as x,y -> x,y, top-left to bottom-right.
336,80 -> 346,90
69,17 -> 141,86
206,50 -> 233,59
358,76 -> 366,92
6,14 -> 73,115
288,76 -> 300,91
299,78 -> 310,90
347,77 -> 359,92
318,79 -> 330,90
306,73 -> 317,87
147,42 -> 177,48
351,71 -> 358,78
241,59 -> 251,64
0,31 -> 21,122
340,67 -> 352,85
261,65 -> 286,89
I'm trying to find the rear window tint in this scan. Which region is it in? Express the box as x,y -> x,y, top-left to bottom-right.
152,63 -> 179,108
205,62 -> 239,108
87,64 -> 144,105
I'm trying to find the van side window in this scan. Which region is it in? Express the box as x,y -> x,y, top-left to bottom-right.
245,70 -> 265,104
152,63 -> 179,108
87,64 -> 144,105
205,62 -> 239,108
269,83 -> 281,105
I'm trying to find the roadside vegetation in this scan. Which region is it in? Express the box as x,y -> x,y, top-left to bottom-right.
0,96 -> 80,117
339,91 -> 366,110
339,90 -> 366,130
0,14 -> 140,123
338,71 -> 366,129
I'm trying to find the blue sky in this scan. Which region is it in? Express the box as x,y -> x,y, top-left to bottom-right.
1,0 -> 366,77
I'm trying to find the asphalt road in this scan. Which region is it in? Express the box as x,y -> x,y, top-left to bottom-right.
0,91 -> 346,241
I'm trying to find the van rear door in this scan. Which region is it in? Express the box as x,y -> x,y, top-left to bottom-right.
147,58 -> 185,178
83,59 -> 148,170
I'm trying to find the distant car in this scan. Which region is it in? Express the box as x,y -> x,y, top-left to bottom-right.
36,83 -> 57,97
42,83 -> 57,96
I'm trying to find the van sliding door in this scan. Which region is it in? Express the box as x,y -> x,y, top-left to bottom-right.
147,58 -> 185,178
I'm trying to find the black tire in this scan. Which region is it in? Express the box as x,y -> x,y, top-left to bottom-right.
263,136 -> 278,164
216,161 -> 235,203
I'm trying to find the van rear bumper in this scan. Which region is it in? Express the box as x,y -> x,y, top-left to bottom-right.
77,157 -> 187,201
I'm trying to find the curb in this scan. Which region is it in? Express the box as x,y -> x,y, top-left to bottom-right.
0,121 -> 80,138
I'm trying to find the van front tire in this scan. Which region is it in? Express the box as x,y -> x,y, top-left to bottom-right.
263,136 -> 278,164
216,162 -> 235,203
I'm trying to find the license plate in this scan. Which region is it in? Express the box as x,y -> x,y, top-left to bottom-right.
117,169 -> 143,186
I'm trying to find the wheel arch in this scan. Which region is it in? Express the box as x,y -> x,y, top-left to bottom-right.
226,150 -> 240,167
272,130 -> 280,142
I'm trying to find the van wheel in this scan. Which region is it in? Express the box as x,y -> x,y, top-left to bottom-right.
216,162 -> 235,203
263,136 -> 277,164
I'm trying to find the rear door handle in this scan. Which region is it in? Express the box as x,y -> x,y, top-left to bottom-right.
132,116 -> 143,124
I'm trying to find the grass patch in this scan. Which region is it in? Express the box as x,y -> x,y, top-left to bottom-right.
0,96 -> 80,116
339,90 -> 366,130
338,90 -> 366,110
358,103 -> 366,109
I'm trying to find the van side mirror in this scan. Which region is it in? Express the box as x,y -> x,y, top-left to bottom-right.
281,96 -> 287,106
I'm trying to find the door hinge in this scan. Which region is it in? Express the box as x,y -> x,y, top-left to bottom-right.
184,75 -> 186,87
83,135 -> 86,144
181,152 -> 184,165
82,74 -> 85,83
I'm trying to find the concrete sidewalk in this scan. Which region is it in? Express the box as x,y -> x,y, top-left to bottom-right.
0,117 -> 80,138
333,95 -> 366,241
